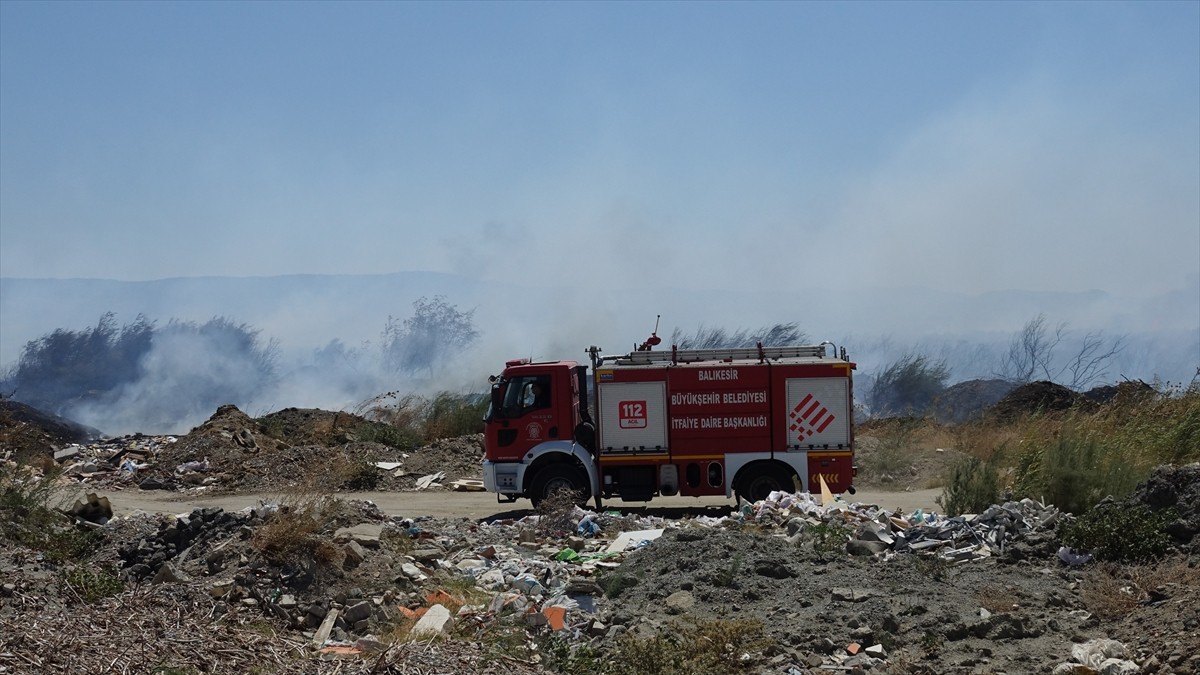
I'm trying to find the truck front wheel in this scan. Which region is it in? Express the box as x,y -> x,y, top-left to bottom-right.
735,464 -> 796,503
528,464 -> 590,508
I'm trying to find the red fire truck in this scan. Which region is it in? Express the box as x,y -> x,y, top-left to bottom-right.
482,338 -> 857,507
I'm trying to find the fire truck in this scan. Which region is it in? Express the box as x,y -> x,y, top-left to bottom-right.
482,336 -> 856,507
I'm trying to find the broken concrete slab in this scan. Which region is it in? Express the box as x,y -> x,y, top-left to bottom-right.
604,528 -> 665,553
410,604 -> 452,638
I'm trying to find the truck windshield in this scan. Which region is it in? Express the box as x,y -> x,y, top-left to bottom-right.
493,375 -> 550,419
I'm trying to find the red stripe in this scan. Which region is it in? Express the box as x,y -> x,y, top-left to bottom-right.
793,394 -> 813,414
816,414 -> 835,433
803,399 -> 821,419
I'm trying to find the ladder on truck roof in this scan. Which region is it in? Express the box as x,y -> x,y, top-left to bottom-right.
605,344 -> 829,366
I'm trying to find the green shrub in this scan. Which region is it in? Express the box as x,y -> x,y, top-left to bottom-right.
353,421 -> 422,450
541,633 -> 604,675
608,618 -> 773,675
62,565 -> 124,603
1059,502 -> 1174,563
937,456 -> 999,516
354,390 -> 487,446
0,464 -> 102,562
597,570 -> 639,598
806,521 -> 851,560
1012,435 -> 1146,514
422,391 -> 488,439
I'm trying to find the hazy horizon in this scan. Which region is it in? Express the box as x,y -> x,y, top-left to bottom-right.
2,271 -> 1195,435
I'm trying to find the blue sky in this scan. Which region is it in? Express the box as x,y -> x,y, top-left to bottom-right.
1,1 -> 1197,297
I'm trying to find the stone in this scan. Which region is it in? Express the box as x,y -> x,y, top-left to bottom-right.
342,600 -> 371,624
846,539 -> 889,556
477,569 -> 506,589
665,590 -> 695,613
335,524 -> 383,547
400,563 -> 427,581
343,541 -> 366,566
151,563 -> 187,584
410,548 -> 443,563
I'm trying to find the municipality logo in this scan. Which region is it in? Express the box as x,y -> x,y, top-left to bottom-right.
789,394 -> 835,441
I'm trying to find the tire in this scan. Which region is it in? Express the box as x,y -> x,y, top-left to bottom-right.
528,463 -> 590,508
735,464 -> 795,503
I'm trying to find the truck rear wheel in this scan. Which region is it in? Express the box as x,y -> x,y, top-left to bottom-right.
735,464 -> 795,503
528,464 -> 590,508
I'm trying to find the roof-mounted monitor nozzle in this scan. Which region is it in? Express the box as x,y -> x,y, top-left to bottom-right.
637,315 -> 663,352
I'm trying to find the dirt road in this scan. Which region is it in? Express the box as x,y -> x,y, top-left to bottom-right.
92,487 -> 943,520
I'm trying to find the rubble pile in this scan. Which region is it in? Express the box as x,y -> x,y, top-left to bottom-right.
4,476 -> 1199,673
34,404 -> 485,494
81,494 -> 1092,672
730,491 -> 1062,563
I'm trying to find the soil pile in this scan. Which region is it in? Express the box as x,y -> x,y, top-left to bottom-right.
0,398 -> 100,460
1129,463 -> 1200,552
988,381 -> 1083,420
119,405 -> 483,493
932,379 -> 1017,425
1083,380 -> 1157,405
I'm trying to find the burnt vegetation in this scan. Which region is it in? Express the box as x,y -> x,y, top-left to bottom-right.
1,313 -> 276,431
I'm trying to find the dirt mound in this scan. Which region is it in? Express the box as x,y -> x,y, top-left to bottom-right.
1128,463 -> 1200,550
0,398 -> 100,459
1083,380 -> 1157,405
932,379 -> 1017,425
612,526 -> 1092,672
988,381 -> 1083,420
138,404 -> 481,493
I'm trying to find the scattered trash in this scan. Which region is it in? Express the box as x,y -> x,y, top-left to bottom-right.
415,471 -> 446,490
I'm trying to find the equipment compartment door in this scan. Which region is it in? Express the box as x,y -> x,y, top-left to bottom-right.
784,378 -> 851,449
598,381 -> 667,452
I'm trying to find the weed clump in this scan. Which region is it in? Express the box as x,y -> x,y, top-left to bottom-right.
354,391 -> 488,449
1081,558 -> 1200,620
1012,435 -> 1146,515
535,486 -> 585,536
62,565 -> 124,603
1059,501 -> 1175,563
937,456 -> 1000,516
608,617 -> 774,675
804,520 -> 852,561
250,496 -> 337,566
0,463 -> 103,562
597,570 -> 639,598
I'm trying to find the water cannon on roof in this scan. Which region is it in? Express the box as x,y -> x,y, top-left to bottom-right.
637,315 -> 663,352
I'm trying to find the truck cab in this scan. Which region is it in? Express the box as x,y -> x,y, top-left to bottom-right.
482,359 -> 598,505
